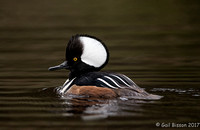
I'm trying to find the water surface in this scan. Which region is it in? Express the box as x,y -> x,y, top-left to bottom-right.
0,0 -> 200,129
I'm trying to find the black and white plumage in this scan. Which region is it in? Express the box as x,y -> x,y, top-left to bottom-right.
58,72 -> 146,95
49,34 -> 161,99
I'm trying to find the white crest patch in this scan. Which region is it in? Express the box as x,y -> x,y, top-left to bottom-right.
79,36 -> 107,68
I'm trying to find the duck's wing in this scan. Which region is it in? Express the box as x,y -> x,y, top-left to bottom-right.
72,72 -> 145,93
94,73 -> 152,97
95,73 -> 142,90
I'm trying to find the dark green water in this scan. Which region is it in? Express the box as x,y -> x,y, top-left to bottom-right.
0,0 -> 200,129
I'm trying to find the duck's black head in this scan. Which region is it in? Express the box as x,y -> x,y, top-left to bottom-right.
49,34 -> 109,79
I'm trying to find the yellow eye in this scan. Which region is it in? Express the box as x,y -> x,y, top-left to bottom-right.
73,57 -> 78,61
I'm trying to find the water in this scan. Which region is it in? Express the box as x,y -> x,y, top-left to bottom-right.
0,0 -> 200,129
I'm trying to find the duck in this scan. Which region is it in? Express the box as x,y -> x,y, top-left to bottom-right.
48,34 -> 161,99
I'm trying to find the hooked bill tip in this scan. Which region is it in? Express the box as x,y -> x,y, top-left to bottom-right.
48,66 -> 62,71
48,67 -> 55,71
48,61 -> 69,71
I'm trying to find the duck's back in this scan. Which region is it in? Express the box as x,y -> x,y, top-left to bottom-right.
63,72 -> 160,99
74,72 -> 140,90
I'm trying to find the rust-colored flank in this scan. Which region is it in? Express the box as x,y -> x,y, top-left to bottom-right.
66,85 -> 118,99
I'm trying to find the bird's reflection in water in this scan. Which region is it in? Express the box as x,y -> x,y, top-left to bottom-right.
59,94 -> 151,120
40,87 -> 157,120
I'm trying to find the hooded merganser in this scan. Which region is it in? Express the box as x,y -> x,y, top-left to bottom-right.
49,34 -> 161,99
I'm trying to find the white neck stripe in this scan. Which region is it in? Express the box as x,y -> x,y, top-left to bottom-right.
59,78 -> 76,95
